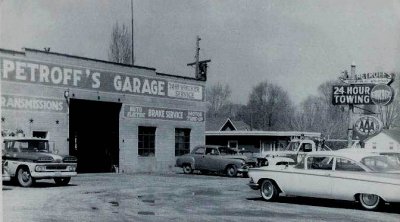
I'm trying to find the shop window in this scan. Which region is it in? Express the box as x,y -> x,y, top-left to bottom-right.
228,140 -> 238,148
33,131 -> 48,138
175,128 -> 191,156
138,126 -> 156,157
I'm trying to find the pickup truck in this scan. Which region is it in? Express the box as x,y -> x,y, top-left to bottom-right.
257,139 -> 330,166
2,136 -> 78,187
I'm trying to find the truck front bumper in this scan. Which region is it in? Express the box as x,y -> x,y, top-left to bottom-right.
31,171 -> 77,179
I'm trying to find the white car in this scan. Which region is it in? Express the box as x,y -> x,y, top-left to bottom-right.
248,151 -> 400,210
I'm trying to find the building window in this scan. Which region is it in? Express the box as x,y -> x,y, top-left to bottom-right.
138,126 -> 156,157
228,140 -> 238,148
33,131 -> 47,138
175,128 -> 191,156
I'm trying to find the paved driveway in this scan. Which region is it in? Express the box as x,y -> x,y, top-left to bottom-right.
3,172 -> 400,222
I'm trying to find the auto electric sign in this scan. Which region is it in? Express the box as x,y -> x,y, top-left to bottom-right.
353,115 -> 382,137
332,84 -> 394,106
0,57 -> 204,101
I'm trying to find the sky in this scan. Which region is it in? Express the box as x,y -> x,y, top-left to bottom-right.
1,0 -> 400,105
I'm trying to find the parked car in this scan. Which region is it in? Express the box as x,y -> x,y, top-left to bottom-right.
176,145 -> 250,177
248,151 -> 400,210
2,136 -> 78,187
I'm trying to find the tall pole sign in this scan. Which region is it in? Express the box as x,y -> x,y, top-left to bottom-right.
332,65 -> 395,147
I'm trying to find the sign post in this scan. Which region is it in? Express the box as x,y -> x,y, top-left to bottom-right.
332,65 -> 395,147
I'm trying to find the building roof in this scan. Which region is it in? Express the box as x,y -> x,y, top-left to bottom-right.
382,128 -> 400,144
205,130 -> 321,138
206,118 -> 251,131
0,48 -> 205,82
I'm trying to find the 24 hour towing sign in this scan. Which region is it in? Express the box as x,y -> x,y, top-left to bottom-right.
332,84 -> 394,105
332,85 -> 374,105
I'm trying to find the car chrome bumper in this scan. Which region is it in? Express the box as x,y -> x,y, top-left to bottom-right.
31,171 -> 77,178
238,165 -> 249,173
248,182 -> 260,190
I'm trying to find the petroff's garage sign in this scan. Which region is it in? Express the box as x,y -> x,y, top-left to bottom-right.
354,115 -> 382,137
340,72 -> 394,85
332,84 -> 394,106
1,94 -> 67,113
123,105 -> 204,122
0,58 -> 204,101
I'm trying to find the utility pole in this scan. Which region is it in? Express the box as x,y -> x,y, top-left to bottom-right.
131,0 -> 134,65
187,36 -> 211,80
347,64 -> 356,147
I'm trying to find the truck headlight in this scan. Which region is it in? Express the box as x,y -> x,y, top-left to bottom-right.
35,165 -> 46,172
67,166 -> 76,172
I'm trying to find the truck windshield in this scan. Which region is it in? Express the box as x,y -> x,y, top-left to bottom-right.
285,142 -> 300,151
361,156 -> 400,172
12,140 -> 49,152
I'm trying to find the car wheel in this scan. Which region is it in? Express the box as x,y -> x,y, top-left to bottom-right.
260,180 -> 278,201
182,164 -> 193,174
359,193 -> 381,210
226,165 -> 237,177
17,167 -> 33,187
54,177 -> 71,186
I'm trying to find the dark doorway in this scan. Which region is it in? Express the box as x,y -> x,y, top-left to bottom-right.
69,99 -> 121,173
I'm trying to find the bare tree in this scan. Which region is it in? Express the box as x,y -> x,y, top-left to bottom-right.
206,82 -> 232,118
245,81 -> 294,130
291,80 -> 348,139
108,22 -> 133,65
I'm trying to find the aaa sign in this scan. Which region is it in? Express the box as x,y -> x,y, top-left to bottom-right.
354,115 -> 382,138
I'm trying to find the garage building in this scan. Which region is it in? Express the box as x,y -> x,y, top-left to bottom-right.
0,48 -> 206,173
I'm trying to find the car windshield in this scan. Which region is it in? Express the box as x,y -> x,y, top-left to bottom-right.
361,156 -> 400,172
9,140 -> 49,152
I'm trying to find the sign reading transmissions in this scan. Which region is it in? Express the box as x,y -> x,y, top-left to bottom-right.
1,94 -> 67,113
123,105 -> 204,122
0,58 -> 204,101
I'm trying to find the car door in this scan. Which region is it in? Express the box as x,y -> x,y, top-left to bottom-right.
290,155 -> 333,198
192,147 -> 206,170
330,157 -> 368,200
203,147 -> 221,171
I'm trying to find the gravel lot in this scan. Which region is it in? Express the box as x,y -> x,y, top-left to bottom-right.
3,171 -> 400,222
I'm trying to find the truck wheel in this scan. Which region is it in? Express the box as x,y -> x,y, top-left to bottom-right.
260,180 -> 278,201
54,177 -> 71,186
182,164 -> 193,174
17,167 -> 33,187
226,165 -> 237,177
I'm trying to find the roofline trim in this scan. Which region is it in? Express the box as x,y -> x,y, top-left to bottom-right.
219,118 -> 237,131
205,130 -> 322,137
20,48 -> 157,71
156,72 -> 206,82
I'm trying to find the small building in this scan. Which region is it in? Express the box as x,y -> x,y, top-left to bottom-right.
205,118 -> 321,153
1,48 -> 206,173
364,128 -> 400,151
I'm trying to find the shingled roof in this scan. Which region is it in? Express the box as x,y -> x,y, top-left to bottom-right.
206,118 -> 251,131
